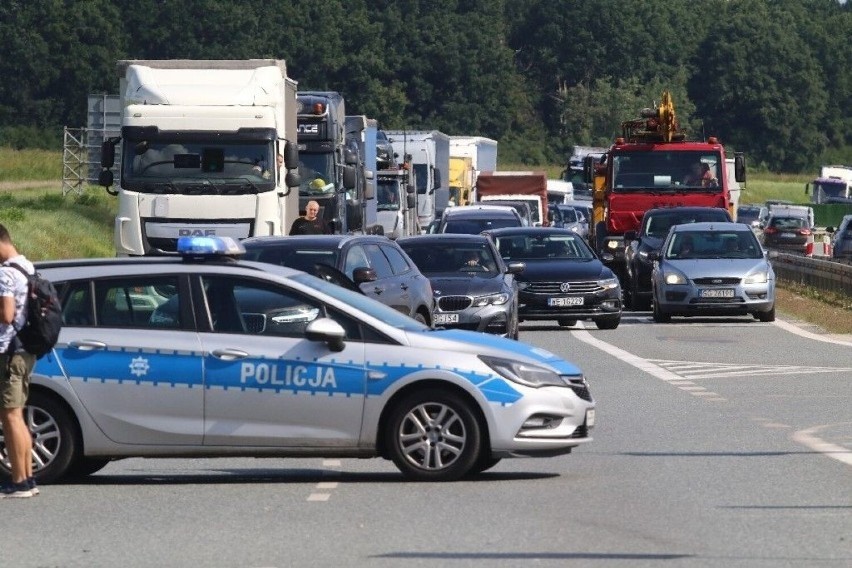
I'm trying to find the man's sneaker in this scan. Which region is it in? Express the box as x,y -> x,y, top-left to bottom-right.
27,477 -> 39,496
0,481 -> 33,498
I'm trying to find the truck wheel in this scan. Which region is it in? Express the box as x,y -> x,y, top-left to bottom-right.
385,389 -> 482,481
632,280 -> 651,311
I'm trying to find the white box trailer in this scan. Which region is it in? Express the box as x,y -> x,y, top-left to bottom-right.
449,136 -> 498,201
99,59 -> 300,255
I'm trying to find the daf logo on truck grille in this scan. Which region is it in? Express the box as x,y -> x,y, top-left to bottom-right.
560,282 -> 572,292
179,229 -> 216,237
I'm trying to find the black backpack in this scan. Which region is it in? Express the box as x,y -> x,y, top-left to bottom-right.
8,263 -> 62,359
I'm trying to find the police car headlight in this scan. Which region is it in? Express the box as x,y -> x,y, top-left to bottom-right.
744,271 -> 768,284
664,271 -> 688,285
473,292 -> 510,307
597,277 -> 619,290
480,356 -> 567,388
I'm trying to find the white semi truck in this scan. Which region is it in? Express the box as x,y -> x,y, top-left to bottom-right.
386,130 -> 450,228
98,59 -> 301,255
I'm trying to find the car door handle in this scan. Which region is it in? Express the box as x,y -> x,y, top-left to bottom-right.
373,286 -> 384,295
68,340 -> 107,351
211,348 -> 250,361
400,283 -> 409,291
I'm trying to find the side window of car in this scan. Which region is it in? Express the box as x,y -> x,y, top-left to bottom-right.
94,277 -> 181,329
364,244 -> 394,279
62,281 -> 93,326
344,245 -> 370,280
201,276 -> 321,338
381,244 -> 411,275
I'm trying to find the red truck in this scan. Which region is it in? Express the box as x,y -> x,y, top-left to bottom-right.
585,91 -> 746,282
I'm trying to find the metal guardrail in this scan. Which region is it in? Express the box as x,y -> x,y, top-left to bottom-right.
771,253 -> 852,296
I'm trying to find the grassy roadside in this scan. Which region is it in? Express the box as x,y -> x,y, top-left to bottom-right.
2,148 -> 848,333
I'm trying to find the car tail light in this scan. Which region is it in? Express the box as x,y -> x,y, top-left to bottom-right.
799,228 -> 811,236
763,227 -> 778,234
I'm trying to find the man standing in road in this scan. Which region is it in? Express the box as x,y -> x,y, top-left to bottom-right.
289,200 -> 330,235
0,224 -> 37,498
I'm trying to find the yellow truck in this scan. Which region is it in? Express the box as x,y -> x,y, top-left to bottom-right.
449,156 -> 474,207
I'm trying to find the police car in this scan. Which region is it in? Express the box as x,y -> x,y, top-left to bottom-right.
1,237 -> 595,482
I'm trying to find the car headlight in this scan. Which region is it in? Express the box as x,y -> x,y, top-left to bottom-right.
597,277 -> 619,290
744,271 -> 768,284
472,292 -> 510,307
570,226 -> 579,232
606,239 -> 619,249
664,271 -> 688,285
480,356 -> 569,388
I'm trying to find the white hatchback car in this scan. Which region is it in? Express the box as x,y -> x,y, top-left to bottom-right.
1,237 -> 595,483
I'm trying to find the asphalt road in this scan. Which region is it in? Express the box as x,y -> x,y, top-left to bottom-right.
2,314 -> 850,567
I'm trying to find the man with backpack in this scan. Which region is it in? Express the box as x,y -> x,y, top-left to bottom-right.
0,224 -> 37,498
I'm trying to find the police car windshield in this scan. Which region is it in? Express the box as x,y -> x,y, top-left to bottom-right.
290,273 -> 429,331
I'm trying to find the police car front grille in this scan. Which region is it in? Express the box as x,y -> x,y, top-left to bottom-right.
438,296 -> 472,311
525,281 -> 601,294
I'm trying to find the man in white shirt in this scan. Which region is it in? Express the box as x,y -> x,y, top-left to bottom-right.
0,224 -> 37,498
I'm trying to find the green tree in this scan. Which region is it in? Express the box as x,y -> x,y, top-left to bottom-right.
691,0 -> 829,171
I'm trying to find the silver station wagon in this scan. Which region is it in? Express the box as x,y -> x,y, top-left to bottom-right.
0,237 -> 595,482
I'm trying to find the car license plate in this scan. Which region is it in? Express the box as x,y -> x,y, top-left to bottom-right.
780,232 -> 797,239
586,408 -> 595,428
548,297 -> 584,307
434,313 -> 459,324
699,289 -> 735,298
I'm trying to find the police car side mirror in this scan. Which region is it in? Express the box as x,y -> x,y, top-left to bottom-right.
305,318 -> 346,352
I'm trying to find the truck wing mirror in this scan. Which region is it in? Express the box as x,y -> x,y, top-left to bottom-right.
406,194 -> 416,208
804,183 -> 809,195
101,138 -> 119,169
343,166 -> 357,190
583,156 -> 595,183
344,148 -> 358,166
734,152 -> 746,183
284,140 -> 299,170
285,171 -> 301,189
98,169 -> 114,189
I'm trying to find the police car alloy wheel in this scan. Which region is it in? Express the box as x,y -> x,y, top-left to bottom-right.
385,389 -> 483,481
0,392 -> 78,484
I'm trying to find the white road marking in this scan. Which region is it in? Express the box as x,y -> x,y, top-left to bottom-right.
791,423 -> 852,467
648,359 -> 852,380
323,459 -> 342,467
307,493 -> 330,502
773,319 -> 852,347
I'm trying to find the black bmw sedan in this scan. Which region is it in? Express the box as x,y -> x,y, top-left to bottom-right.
482,227 -> 622,329
398,234 -> 523,338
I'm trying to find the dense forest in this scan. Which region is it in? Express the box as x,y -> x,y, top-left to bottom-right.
0,0 -> 849,171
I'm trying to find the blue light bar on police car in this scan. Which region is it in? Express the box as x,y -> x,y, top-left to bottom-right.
177,236 -> 246,256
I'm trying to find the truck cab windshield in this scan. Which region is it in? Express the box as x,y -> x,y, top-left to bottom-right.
612,151 -> 722,192
377,180 -> 401,211
122,138 -> 276,193
298,153 -> 336,196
